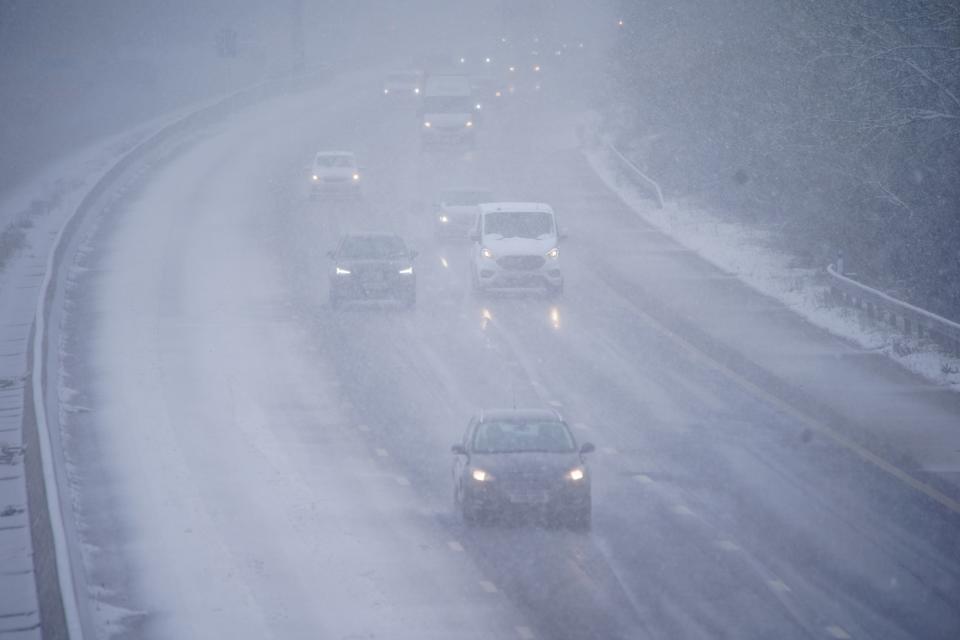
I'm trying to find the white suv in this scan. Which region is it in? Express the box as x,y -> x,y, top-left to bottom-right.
310,151 -> 361,198
470,202 -> 563,296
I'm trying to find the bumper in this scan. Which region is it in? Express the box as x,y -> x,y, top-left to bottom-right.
475,262 -> 563,292
311,180 -> 360,195
464,481 -> 589,517
330,278 -> 415,301
421,128 -> 475,144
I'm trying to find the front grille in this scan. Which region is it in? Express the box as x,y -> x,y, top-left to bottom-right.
497,255 -> 545,271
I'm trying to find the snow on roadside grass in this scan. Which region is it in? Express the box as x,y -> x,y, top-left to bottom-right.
584,146 -> 960,392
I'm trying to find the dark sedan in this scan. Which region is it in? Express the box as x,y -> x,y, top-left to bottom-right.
327,233 -> 417,308
452,409 -> 594,529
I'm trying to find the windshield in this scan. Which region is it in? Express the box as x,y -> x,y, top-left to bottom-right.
472,420 -> 576,454
483,211 -> 554,238
441,190 -> 493,206
315,155 -> 354,168
423,96 -> 473,113
339,236 -> 407,259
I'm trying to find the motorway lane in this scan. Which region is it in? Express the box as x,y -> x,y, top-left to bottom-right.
274,92 -> 960,638
57,66 -> 960,639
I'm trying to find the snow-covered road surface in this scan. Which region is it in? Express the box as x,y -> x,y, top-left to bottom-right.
52,68 -> 960,639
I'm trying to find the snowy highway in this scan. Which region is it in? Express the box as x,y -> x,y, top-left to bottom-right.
48,64 -> 960,640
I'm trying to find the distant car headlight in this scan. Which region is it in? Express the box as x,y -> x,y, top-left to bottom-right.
414,87 -> 420,94
472,468 -> 493,482
312,175 -> 319,181
465,120 -> 473,128
480,247 -> 494,259
335,266 -> 351,275
439,214 -> 449,223
423,120 -> 432,128
475,103 -> 482,111
546,247 -> 559,259
398,266 -> 414,275
383,88 -> 389,94
352,173 -> 360,181
567,467 -> 585,481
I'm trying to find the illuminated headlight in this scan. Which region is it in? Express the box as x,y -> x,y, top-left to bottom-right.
508,65 -> 516,72
383,88 -> 389,94
472,468 -> 493,482
465,121 -> 473,128
533,64 -> 541,72
439,214 -> 449,223
485,57 -> 491,63
398,266 -> 414,275
414,87 -> 420,94
567,468 -> 585,481
352,173 -> 360,181
475,103 -> 482,111
423,121 -> 432,128
335,266 -> 351,275
495,90 -> 502,97
312,175 -> 319,181
480,247 -> 494,259
546,247 -> 559,259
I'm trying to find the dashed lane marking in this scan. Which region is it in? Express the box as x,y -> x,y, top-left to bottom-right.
826,625 -> 851,639
515,626 -> 535,639
600,446 -> 618,455
395,476 -> 410,486
633,474 -> 654,484
479,580 -> 498,593
572,422 -> 590,431
672,505 -> 695,516
715,540 -> 740,551
768,579 -> 791,593
447,540 -> 464,552
375,448 -> 389,457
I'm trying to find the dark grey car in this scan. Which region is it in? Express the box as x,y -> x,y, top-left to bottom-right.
327,233 -> 417,308
452,409 -> 594,529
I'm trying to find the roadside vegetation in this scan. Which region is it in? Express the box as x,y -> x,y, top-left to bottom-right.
603,0 -> 959,320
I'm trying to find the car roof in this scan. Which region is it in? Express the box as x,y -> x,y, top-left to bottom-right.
478,408 -> 564,422
477,202 -> 554,214
315,151 -> 355,158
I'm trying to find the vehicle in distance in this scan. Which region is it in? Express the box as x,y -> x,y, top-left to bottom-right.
327,233 -> 417,308
310,151 -> 361,198
419,74 -> 476,146
382,70 -> 423,97
452,409 -> 594,528
471,202 -> 564,296
434,188 -> 493,238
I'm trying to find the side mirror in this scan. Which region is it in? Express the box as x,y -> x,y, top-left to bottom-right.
579,442 -> 595,454
409,250 -> 419,259
451,444 -> 467,455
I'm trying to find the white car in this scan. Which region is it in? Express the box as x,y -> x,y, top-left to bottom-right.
382,70 -> 423,97
310,151 -> 361,198
470,202 -> 564,296
434,188 -> 493,239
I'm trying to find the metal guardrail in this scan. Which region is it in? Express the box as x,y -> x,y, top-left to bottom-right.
827,263 -> 960,357
605,141 -> 665,209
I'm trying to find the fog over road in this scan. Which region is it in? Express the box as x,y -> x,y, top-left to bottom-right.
47,54 -> 960,640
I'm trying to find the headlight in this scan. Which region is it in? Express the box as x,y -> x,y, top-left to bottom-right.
481,247 -> 494,259
439,214 -> 449,223
567,468 -> 585,481
352,173 -> 360,181
383,88 -> 389,94
398,266 -> 414,275
475,103 -> 482,111
335,266 -> 351,275
546,247 -> 559,259
423,121 -> 432,128
465,121 -> 473,128
414,87 -> 420,94
312,175 -> 319,181
472,468 -> 493,482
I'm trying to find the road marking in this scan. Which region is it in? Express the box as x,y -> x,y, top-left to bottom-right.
447,540 -> 464,552
611,286 -> 960,516
767,579 -> 791,593
395,476 -> 410,486
715,540 -> 740,551
479,580 -> 498,593
515,626 -> 535,639
633,474 -> 654,484
375,448 -> 389,457
356,423 -> 370,432
572,422 -> 590,431
672,504 -> 695,516
826,625 -> 851,639
600,446 -> 618,455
